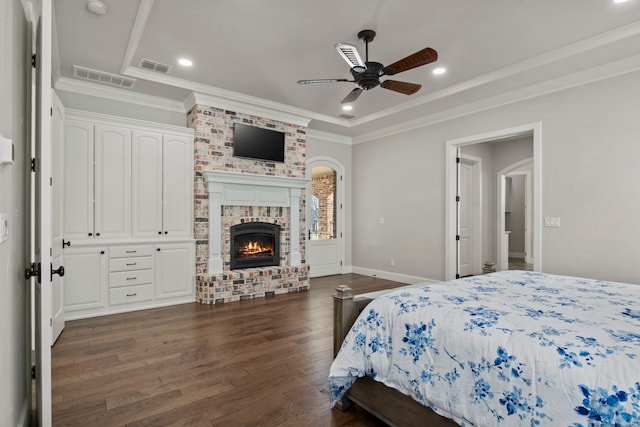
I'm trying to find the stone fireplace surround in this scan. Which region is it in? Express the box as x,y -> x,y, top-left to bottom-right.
188,103 -> 310,304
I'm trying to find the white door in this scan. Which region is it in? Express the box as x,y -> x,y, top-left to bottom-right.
51,92 -> 65,343
94,125 -> 131,239
162,134 -> 192,237
132,130 -> 163,237
307,158 -> 344,278
33,7 -> 53,426
458,161 -> 473,277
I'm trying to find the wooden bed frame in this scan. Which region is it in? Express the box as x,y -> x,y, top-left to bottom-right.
333,285 -> 458,427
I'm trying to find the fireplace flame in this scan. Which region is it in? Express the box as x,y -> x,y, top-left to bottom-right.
240,241 -> 274,256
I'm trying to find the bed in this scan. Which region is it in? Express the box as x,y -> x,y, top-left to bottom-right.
330,270 -> 640,426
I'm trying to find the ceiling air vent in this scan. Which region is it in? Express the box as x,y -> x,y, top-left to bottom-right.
338,113 -> 357,120
140,59 -> 172,74
73,65 -> 136,88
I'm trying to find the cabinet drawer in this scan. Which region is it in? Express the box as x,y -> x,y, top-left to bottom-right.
109,245 -> 153,258
109,269 -> 153,288
109,256 -> 153,272
109,284 -> 153,305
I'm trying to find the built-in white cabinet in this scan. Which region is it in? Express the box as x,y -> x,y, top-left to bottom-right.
131,131 -> 192,238
64,241 -> 196,320
63,247 -> 107,312
63,110 -> 193,242
154,243 -> 195,300
61,110 -> 196,320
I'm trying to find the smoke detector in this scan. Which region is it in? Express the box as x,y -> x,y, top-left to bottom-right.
87,0 -> 108,15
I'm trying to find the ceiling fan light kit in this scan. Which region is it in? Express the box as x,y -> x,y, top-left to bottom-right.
298,29 -> 438,104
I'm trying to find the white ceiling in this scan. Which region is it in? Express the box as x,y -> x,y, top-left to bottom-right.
53,0 -> 640,138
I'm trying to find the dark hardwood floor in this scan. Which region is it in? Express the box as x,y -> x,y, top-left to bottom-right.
51,274 -> 408,426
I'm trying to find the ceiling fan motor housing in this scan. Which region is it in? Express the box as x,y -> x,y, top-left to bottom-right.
351,62 -> 383,90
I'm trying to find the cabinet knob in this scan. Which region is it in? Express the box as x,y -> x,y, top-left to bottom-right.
164,231 -> 168,235
158,231 -> 162,235
96,232 -> 101,237
157,248 -> 160,252
88,233 -> 93,236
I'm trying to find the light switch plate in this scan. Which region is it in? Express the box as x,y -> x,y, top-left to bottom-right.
544,217 -> 561,227
0,136 -> 14,165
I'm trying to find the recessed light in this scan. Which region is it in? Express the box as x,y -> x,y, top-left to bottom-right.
178,58 -> 193,67
613,0 -> 629,3
342,105 -> 353,111
432,67 -> 446,75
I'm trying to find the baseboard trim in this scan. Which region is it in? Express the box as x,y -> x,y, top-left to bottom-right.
509,251 -> 526,259
351,267 -> 439,285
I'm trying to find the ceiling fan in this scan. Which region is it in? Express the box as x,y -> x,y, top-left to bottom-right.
297,29 -> 438,104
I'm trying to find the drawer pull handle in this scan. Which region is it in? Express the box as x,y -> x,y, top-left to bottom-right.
126,277 -> 137,280
126,250 -> 137,253
126,263 -> 137,266
126,293 -> 137,297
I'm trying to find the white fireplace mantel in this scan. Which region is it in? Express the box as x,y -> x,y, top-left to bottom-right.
203,170 -> 309,274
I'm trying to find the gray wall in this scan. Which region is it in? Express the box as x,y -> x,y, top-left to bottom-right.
352,69 -> 640,284
0,0 -> 31,424
306,135 -> 353,269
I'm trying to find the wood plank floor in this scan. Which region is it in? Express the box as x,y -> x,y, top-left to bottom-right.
51,274 -> 409,426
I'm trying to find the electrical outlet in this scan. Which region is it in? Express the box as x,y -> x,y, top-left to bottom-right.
379,217 -> 385,224
0,213 -> 8,244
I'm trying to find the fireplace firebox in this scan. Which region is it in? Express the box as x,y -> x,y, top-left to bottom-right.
230,222 -> 280,270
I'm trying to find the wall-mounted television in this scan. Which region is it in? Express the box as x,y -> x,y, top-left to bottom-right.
233,123 -> 285,163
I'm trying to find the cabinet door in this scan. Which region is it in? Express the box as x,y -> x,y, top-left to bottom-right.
63,248 -> 107,312
163,134 -> 193,237
154,243 -> 194,299
95,125 -> 131,238
132,131 -> 163,237
63,120 -> 94,239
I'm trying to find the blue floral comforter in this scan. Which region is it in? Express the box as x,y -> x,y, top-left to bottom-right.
329,271 -> 640,426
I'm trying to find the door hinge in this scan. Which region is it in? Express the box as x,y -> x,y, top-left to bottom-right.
456,235 -> 460,241
456,274 -> 460,279
30,158 -> 36,172
340,232 -> 343,238
24,262 -> 41,283
50,177 -> 53,186
50,107 -> 53,116
456,195 -> 460,202
340,260 -> 343,266
50,318 -> 52,327
340,175 -> 343,181
31,54 -> 37,68
31,365 -> 36,379
340,203 -> 343,209
456,157 -> 461,164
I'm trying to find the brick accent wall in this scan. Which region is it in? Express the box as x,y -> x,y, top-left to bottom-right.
187,104 -> 309,304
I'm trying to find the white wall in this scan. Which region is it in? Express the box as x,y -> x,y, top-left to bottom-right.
306,133 -> 353,269
353,70 -> 640,284
0,0 -> 31,425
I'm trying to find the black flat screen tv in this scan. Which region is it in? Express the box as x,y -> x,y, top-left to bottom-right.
233,123 -> 285,163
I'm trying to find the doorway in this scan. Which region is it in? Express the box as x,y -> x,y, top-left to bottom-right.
307,157 -> 344,278
445,123 -> 542,280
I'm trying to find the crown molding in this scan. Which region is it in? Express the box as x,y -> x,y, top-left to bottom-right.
353,53 -> 640,144
54,77 -> 186,113
306,129 -> 352,145
124,66 -> 343,128
183,92 -> 311,127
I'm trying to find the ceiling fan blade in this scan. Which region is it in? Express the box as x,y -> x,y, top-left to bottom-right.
381,80 -> 422,95
341,88 -> 363,104
335,43 -> 365,70
382,47 -> 438,76
297,78 -> 351,85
